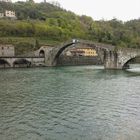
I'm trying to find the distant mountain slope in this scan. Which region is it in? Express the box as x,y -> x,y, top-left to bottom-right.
0,1 -> 140,51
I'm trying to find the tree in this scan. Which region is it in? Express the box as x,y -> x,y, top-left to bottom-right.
49,1 -> 61,8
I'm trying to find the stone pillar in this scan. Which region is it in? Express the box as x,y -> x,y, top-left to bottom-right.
104,50 -> 122,69
45,50 -> 56,66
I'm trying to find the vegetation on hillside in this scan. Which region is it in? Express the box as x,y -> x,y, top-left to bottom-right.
0,1 -> 140,54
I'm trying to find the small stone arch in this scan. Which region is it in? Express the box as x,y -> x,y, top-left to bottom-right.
123,55 -> 140,69
39,50 -> 45,57
13,59 -> 31,68
0,59 -> 11,68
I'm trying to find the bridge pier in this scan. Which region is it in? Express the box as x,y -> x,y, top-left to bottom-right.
45,52 -> 57,66
104,50 -> 121,69
104,48 -> 140,69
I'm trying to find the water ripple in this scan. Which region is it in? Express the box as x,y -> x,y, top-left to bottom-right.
0,66 -> 140,140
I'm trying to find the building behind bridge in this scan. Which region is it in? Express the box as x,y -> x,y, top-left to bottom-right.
0,10 -> 16,19
58,46 -> 102,66
0,0 -> 17,19
65,47 -> 98,57
0,44 -> 15,57
0,0 -> 11,2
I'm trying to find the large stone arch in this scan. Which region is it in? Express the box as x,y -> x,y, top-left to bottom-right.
43,40 -> 115,67
45,42 -> 76,66
53,42 -> 80,64
13,58 -> 31,67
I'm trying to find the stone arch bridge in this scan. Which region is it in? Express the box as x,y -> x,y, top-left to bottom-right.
0,56 -> 45,68
37,40 -> 140,69
1,41 -> 140,69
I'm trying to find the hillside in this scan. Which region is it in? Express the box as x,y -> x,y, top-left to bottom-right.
0,1 -> 140,54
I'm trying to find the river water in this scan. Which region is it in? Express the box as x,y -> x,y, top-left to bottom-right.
0,65 -> 140,140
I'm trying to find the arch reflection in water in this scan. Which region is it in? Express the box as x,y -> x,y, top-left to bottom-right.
13,59 -> 31,68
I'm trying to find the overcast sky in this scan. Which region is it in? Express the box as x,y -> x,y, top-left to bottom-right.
13,0 -> 140,21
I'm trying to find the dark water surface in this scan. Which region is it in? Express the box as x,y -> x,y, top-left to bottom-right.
0,66 -> 140,140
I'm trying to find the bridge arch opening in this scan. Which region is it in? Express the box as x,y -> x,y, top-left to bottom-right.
53,42 -> 102,66
123,56 -> 140,69
53,42 -> 76,65
13,59 -> 31,68
0,59 -> 10,68
39,50 -> 45,57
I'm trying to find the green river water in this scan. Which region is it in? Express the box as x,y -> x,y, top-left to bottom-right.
0,65 -> 140,140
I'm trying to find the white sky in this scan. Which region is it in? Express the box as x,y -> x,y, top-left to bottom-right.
13,0 -> 140,21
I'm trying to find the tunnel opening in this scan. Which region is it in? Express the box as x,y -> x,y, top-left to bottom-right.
13,59 -> 31,68
39,50 -> 45,57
